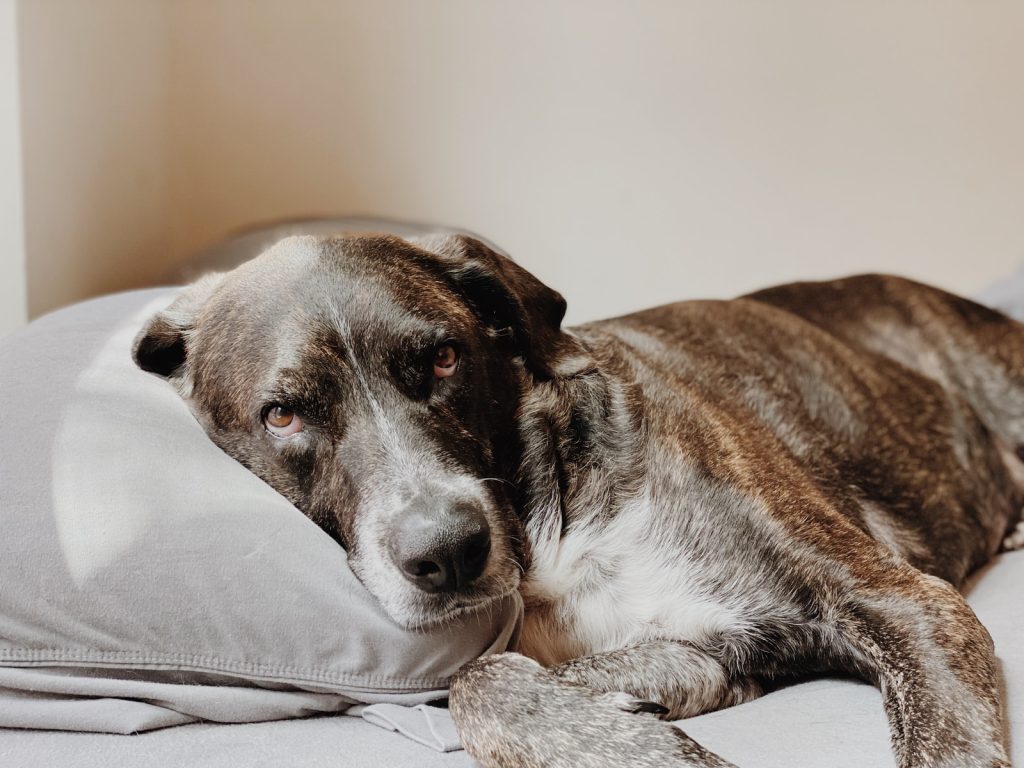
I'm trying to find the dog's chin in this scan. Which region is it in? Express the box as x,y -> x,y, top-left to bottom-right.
378,579 -> 521,632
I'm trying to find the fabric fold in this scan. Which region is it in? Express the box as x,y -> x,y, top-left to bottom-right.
357,703 -> 463,752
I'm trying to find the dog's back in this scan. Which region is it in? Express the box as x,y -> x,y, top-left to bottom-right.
575,274 -> 1023,586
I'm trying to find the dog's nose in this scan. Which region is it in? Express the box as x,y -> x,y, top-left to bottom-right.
391,501 -> 491,593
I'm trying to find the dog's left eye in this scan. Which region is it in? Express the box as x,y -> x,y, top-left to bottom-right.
264,405 -> 304,438
433,344 -> 459,378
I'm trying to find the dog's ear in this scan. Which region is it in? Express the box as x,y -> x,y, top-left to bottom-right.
132,273 -> 225,379
414,234 -> 573,379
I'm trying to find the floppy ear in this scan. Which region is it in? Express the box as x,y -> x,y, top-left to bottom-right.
132,273 -> 225,378
414,234 -> 573,380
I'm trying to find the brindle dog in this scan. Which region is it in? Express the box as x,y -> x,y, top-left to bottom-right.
134,234 -> 1024,768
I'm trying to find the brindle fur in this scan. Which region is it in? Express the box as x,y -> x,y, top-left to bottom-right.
134,235 -> 1023,768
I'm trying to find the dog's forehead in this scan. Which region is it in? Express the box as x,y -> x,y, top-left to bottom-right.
204,234 -> 474,360
235,234 -> 432,293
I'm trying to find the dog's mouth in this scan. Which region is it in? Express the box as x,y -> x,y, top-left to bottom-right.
400,586 -> 518,631
359,565 -> 522,631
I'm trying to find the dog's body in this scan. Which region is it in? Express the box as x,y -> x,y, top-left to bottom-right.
134,234 -> 1024,768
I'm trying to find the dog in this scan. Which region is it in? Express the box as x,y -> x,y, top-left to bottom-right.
133,233 -> 1024,767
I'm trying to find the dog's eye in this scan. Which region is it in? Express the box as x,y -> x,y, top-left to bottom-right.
264,405 -> 304,437
433,344 -> 459,378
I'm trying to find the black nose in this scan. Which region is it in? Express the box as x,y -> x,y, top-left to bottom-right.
391,502 -> 491,594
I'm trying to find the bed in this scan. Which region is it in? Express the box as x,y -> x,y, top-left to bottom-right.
2,219 -> 1020,767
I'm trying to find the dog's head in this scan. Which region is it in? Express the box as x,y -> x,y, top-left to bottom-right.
133,234 -> 571,628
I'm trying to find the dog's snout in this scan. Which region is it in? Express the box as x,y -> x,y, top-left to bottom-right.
391,501 -> 491,594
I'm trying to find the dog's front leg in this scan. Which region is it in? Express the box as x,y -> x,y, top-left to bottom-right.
450,652 -> 737,768
840,571 -> 1009,768
550,640 -> 762,720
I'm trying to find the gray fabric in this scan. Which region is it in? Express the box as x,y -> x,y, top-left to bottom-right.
0,714 -> 480,768
980,265 -> 1024,321
358,703 -> 463,752
0,667 -> 351,733
0,289 -> 521,737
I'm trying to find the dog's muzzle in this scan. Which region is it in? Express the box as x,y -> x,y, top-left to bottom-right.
389,497 -> 492,594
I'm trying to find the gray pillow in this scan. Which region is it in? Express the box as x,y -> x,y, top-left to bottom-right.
0,288 -> 520,735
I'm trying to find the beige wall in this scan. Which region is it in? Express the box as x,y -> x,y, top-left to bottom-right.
0,0 -> 26,334
18,0 -> 167,319
15,1 -> 1024,324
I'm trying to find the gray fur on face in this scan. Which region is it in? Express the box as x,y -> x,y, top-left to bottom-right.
136,241 -> 1018,767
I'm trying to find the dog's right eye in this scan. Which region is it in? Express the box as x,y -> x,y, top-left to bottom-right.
263,405 -> 304,438
433,343 -> 460,379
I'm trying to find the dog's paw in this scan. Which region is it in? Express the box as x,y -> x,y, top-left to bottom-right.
600,690 -> 671,717
1003,521 -> 1024,551
452,652 -> 736,768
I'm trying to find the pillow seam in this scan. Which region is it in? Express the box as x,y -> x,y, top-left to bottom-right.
0,649 -> 451,691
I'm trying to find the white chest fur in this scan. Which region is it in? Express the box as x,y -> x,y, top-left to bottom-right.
516,496 -> 748,667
